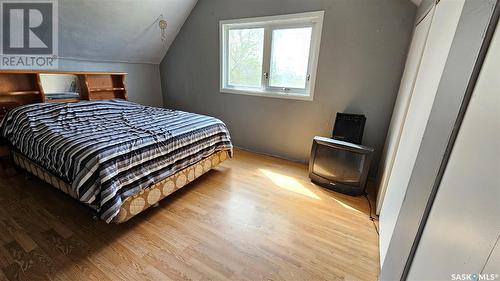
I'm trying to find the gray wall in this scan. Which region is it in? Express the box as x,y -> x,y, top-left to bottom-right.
58,59 -> 163,106
160,0 -> 416,176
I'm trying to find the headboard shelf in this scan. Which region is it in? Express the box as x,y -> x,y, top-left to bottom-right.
82,73 -> 127,101
0,70 -> 126,75
0,70 -> 127,120
46,99 -> 81,103
89,87 -> 126,92
0,91 -> 41,96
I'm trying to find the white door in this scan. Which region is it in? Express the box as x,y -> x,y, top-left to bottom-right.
376,6 -> 434,215
407,21 -> 500,280
379,0 -> 465,265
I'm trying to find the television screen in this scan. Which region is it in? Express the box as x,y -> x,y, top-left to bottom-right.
312,144 -> 366,186
309,136 -> 374,195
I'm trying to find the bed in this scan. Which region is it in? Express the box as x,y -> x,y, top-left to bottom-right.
0,71 -> 232,223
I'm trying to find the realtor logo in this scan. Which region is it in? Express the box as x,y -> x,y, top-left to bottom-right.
0,0 -> 58,69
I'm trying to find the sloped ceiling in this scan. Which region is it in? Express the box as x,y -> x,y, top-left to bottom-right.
59,0 -> 198,64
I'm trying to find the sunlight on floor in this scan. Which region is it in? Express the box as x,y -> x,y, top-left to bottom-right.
259,169 -> 321,200
330,197 -> 363,214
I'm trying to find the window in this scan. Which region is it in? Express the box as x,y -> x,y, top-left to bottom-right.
220,11 -> 324,101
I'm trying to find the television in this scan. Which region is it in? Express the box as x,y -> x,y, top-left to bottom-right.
309,136 -> 374,195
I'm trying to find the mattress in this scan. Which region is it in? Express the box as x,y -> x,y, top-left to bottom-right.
1,100 -> 232,222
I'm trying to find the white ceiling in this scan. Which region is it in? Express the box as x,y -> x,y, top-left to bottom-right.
59,0 -> 198,64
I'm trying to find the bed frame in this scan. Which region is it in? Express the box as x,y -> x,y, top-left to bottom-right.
12,149 -> 229,223
0,70 -> 231,223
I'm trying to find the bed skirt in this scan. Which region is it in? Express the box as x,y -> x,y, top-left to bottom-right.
12,149 -> 230,223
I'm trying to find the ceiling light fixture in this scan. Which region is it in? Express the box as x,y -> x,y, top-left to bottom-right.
159,19 -> 168,42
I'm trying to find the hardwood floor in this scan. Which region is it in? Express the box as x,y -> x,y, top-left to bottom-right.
0,149 -> 380,281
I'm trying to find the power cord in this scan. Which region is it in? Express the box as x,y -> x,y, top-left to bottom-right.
364,192 -> 379,235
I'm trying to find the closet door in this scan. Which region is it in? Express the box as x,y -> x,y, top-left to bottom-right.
379,0 -> 465,266
407,21 -> 500,279
376,7 -> 434,215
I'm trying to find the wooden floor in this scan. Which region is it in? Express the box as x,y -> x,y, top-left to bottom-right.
0,149 -> 380,281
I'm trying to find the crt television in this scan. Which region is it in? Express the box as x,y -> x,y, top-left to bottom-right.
309,136 -> 374,195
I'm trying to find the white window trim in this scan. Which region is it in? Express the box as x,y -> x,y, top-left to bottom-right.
219,11 -> 324,101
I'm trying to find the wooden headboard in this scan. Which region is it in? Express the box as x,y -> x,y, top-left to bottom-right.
0,70 -> 127,120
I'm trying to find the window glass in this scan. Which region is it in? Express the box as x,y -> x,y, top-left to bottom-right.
269,27 -> 312,89
228,28 -> 265,88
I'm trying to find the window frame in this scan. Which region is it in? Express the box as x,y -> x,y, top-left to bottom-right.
219,11 -> 324,101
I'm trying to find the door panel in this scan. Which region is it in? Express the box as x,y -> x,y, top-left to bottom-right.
379,0 -> 465,266
407,21 -> 500,280
376,6 -> 434,215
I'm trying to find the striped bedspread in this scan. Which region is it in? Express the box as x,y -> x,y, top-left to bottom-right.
1,100 -> 232,222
